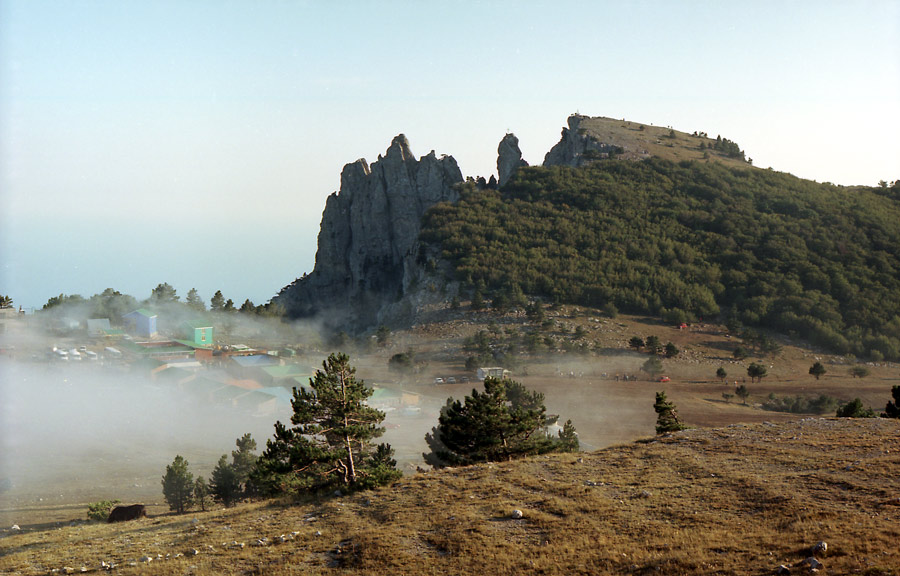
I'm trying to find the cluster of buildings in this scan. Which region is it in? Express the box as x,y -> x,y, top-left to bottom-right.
2,306 -> 424,420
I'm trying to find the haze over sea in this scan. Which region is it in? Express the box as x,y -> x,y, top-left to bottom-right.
2,1 -> 898,311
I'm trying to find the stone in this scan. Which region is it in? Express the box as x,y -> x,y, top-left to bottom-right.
497,133 -> 528,187
543,114 -> 628,167
806,557 -> 823,570
812,541 -> 827,554
776,565 -> 790,574
510,509 -> 524,519
275,135 -> 463,329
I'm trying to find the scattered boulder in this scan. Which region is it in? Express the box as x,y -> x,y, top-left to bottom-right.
107,504 -> 147,523
776,565 -> 791,574
805,557 -> 823,570
812,541 -> 827,555
510,509 -> 524,520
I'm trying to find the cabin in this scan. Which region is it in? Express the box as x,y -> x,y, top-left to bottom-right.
86,318 -> 111,336
122,309 -> 158,337
181,320 -> 214,347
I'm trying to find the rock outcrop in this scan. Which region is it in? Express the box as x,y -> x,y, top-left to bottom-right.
275,135 -> 463,328
543,113 -> 623,167
497,133 -> 528,187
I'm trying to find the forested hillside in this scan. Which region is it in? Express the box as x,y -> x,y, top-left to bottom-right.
421,159 -> 900,360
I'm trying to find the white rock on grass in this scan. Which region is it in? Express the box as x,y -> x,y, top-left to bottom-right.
510,509 -> 524,519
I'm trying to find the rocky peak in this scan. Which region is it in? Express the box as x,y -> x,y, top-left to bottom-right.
275,135 -> 463,329
543,113 -> 621,167
497,133 -> 528,187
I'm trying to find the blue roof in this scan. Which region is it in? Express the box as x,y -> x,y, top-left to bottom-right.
231,354 -> 280,367
124,308 -> 157,319
257,387 -> 295,404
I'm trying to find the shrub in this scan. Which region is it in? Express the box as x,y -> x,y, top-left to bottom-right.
836,398 -> 877,418
87,500 -> 120,522
883,385 -> 900,418
762,394 -> 838,415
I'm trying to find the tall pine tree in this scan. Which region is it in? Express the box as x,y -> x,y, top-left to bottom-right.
252,353 -> 400,495
210,454 -> 241,507
161,455 -> 194,514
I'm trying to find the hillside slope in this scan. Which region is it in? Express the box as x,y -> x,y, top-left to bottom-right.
2,418 -> 898,575
421,159 -> 900,359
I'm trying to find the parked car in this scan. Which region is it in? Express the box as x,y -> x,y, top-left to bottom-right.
434,377 -> 444,384
658,376 -> 670,382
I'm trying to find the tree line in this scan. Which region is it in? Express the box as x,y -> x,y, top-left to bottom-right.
149,354 -> 900,514
39,283 -> 283,325
157,353 -> 579,514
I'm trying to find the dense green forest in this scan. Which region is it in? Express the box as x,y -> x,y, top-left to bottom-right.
421,159 -> 900,360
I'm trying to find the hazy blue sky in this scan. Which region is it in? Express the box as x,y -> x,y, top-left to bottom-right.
2,1 -> 898,311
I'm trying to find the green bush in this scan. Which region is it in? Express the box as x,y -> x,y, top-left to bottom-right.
836,398 -> 877,418
762,394 -> 838,415
87,499 -> 120,522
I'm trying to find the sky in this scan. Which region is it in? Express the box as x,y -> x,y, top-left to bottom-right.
1,1 -> 898,312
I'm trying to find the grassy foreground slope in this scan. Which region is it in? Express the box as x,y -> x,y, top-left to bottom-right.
2,418 -> 898,575
422,160 -> 900,359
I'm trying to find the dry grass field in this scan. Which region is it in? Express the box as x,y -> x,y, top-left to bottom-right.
1,418 -> 898,575
2,308 -> 899,575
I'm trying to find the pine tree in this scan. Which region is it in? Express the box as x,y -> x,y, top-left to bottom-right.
161,455 -> 194,514
423,377 -> 577,467
654,391 -> 685,434
641,356 -> 664,377
231,433 -> 258,497
556,419 -> 580,452
251,353 -> 400,495
193,477 -> 210,512
186,288 -> 205,311
210,290 -> 226,311
210,455 -> 241,507
809,361 -> 827,380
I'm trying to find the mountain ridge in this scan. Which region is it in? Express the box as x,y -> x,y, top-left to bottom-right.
274,115 -> 900,360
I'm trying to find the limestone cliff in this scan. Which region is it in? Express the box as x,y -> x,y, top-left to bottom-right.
275,135 -> 463,328
543,114 -> 629,167
497,133 -> 528,187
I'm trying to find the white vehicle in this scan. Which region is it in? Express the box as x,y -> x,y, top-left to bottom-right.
84,350 -> 98,361
68,349 -> 82,361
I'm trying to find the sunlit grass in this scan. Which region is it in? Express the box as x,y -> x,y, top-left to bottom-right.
2,418 -> 898,575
